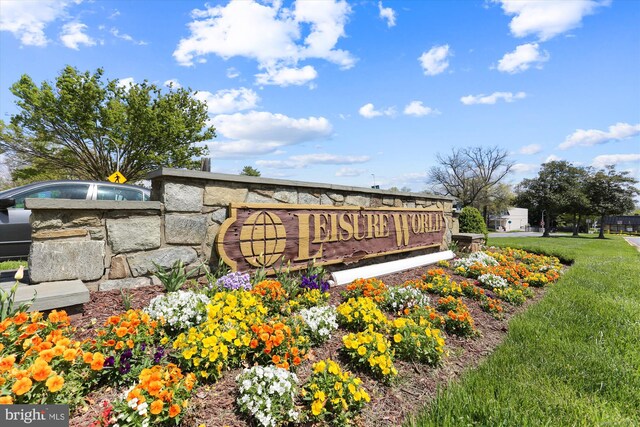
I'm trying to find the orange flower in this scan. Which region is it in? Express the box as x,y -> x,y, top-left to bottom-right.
12,377 -> 33,395
249,339 -> 258,349
272,355 -> 281,364
150,399 -> 164,415
45,375 -> 65,393
293,356 -> 302,365
103,339 -> 116,347
168,404 -> 181,418
147,380 -> 162,396
115,327 -> 128,337
126,339 -> 134,349
0,355 -> 16,372
39,349 -> 55,363
83,352 -> 94,364
91,353 -> 105,371
13,312 -> 29,325
63,348 -> 78,361
107,316 -> 121,325
115,341 -> 124,350
31,361 -> 53,382
0,395 -> 13,404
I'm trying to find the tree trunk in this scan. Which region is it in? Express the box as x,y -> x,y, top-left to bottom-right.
598,213 -> 606,239
543,211 -> 551,237
572,213 -> 579,236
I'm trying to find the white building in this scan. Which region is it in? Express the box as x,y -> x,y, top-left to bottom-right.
490,207 -> 529,232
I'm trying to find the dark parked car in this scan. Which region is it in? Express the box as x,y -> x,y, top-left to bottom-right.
0,180 -> 150,261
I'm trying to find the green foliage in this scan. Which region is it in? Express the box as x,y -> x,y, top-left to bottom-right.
120,289 -> 133,311
586,166 -> 639,238
458,206 -> 488,238
408,236 -> 640,426
0,268 -> 35,321
0,66 -> 215,181
240,165 -> 261,176
153,260 -> 191,292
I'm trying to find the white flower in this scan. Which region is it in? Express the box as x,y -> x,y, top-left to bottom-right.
127,398 -> 138,409
145,290 -> 209,331
478,273 -> 509,289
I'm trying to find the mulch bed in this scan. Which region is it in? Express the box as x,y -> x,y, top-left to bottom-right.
68,267 -> 548,427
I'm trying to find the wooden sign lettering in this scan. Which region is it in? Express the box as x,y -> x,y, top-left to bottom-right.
216,203 -> 446,272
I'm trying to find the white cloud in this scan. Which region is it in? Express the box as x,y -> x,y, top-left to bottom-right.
403,101 -> 438,117
173,0 -> 355,86
194,88 -> 259,115
378,2 -> 396,27
497,43 -> 549,73
116,77 -> 135,89
544,154 -> 562,163
255,65 -> 318,86
336,167 -> 366,177
387,172 -> 429,190
559,122 -> 640,150
419,44 -> 451,76
257,153 -> 370,169
493,0 -> 608,41
164,79 -> 181,89
110,27 -> 147,45
208,111 -> 333,158
358,103 -> 395,119
519,144 -> 542,155
592,154 -> 640,169
0,0 -> 76,47
60,22 -> 95,50
226,67 -> 240,79
460,91 -> 526,105
512,163 -> 539,173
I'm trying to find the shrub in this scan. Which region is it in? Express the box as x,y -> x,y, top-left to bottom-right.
236,365 -> 299,427
114,363 -> 196,426
342,278 -> 387,303
302,359 -> 370,425
389,317 -> 446,365
0,311 -> 101,407
342,326 -> 397,382
90,310 -> 168,386
251,280 -> 289,315
145,290 -> 209,333
299,306 -> 338,345
480,297 -> 504,319
382,286 -> 430,313
337,297 -> 388,332
213,271 -> 252,291
458,206 -> 488,238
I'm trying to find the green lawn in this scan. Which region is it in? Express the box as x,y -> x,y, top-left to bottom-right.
407,235 -> 640,426
0,260 -> 28,271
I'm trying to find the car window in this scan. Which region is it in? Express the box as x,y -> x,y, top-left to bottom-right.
96,185 -> 144,201
13,184 -> 91,209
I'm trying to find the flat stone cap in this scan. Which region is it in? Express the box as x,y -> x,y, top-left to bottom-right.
452,233 -> 485,241
147,167 -> 455,201
25,199 -> 162,211
3,280 -> 90,312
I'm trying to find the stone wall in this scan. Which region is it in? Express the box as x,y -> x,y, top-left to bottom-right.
27,168 -> 456,290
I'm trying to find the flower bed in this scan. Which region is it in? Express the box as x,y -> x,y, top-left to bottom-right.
0,247 -> 562,426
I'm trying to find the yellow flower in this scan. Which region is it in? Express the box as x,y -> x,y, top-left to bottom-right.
393,334 -> 403,343
357,346 -> 367,356
328,361 -> 340,375
311,399 -> 323,416
313,360 -> 326,373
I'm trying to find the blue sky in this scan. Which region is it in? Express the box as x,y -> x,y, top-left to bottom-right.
1,0 -> 639,191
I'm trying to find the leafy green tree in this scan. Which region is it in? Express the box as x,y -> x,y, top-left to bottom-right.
586,166 -> 639,239
515,161 -> 584,237
0,66 -> 215,182
240,166 -> 261,177
458,206 -> 488,238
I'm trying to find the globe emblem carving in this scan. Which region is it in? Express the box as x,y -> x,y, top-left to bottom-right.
239,211 -> 287,267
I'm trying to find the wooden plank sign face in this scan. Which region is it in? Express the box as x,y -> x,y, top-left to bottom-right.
216,203 -> 446,272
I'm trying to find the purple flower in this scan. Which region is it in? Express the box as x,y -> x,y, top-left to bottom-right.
153,347 -> 165,364
214,271 -> 252,291
300,274 -> 330,293
104,356 -> 115,367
